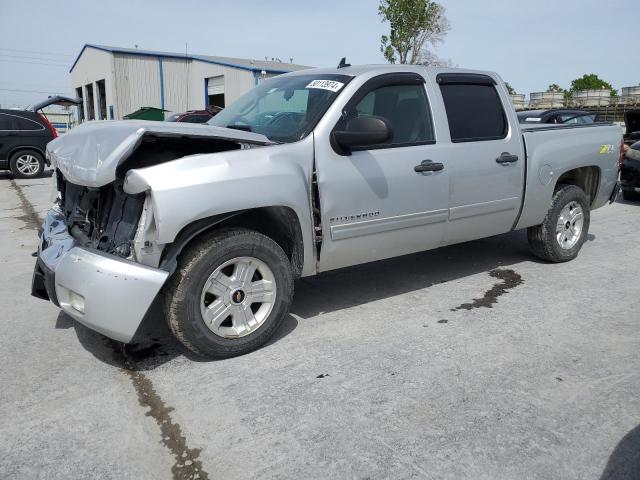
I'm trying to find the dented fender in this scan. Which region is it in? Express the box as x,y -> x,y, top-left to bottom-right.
123,135 -> 317,276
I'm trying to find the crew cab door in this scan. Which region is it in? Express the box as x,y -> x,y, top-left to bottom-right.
434,73 -> 525,244
314,72 -> 450,271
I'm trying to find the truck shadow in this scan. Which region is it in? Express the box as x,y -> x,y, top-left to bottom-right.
291,229 -> 536,319
600,424 -> 640,479
66,229 -> 546,369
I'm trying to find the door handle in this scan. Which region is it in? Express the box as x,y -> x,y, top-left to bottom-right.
496,152 -> 519,164
414,160 -> 444,173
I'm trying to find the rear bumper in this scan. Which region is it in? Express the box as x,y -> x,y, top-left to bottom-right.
32,209 -> 169,343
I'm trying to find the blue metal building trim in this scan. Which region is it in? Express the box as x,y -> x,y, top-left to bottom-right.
158,57 -> 165,110
71,44 -> 298,75
204,78 -> 209,108
109,105 -> 114,120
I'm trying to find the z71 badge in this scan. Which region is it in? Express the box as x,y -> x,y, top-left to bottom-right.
599,144 -> 615,154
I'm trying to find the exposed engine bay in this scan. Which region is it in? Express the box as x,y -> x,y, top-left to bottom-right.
54,132 -> 253,259
56,171 -> 145,258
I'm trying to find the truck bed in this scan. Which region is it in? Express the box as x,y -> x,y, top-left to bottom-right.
516,123 -> 621,229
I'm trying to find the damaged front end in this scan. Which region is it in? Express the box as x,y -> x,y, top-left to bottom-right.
32,120 -> 271,343
56,171 -> 146,259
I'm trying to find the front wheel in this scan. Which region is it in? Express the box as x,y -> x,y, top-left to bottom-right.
164,228 -> 294,359
527,184 -> 590,263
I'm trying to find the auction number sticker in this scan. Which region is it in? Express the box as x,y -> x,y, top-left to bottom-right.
306,80 -> 344,92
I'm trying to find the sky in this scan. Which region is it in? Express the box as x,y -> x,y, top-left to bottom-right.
1,0 -> 638,108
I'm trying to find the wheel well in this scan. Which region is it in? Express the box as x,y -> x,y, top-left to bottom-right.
555,166 -> 600,205
162,206 -> 305,278
9,146 -> 45,161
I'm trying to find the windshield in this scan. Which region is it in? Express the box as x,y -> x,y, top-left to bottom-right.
208,74 -> 352,143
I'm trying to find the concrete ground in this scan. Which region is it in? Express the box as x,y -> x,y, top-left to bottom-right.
1,170 -> 639,480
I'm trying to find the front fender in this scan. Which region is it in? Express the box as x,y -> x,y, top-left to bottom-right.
123,136 -> 316,276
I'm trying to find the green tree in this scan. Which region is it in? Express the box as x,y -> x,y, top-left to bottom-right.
379,0 -> 450,64
546,83 -> 564,93
569,74 -> 617,97
505,82 -> 516,95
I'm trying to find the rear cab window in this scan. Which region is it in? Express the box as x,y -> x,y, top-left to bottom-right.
437,74 -> 507,142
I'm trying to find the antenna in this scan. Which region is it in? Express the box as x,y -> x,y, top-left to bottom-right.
337,57 -> 350,69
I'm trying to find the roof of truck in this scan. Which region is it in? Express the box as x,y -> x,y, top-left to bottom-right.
283,64 -> 500,83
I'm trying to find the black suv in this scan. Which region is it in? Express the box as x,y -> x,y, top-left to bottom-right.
0,96 -> 80,178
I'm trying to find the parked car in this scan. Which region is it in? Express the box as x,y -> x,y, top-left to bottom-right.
165,107 -> 222,123
623,110 -> 640,146
33,65 -> 621,359
0,96 -> 81,178
621,140 -> 640,201
518,109 -> 597,125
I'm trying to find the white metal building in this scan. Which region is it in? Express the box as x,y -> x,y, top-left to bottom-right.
69,44 -> 309,121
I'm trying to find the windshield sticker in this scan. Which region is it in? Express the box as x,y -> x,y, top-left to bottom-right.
306,80 -> 345,92
525,118 -> 542,122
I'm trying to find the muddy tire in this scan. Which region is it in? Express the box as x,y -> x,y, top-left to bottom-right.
164,228 -> 294,359
9,150 -> 45,179
527,184 -> 590,263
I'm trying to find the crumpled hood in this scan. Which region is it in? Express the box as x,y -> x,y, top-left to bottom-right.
47,120 -> 272,187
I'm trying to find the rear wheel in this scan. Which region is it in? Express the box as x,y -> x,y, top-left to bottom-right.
164,228 -> 294,359
527,184 -> 590,263
9,150 -> 44,179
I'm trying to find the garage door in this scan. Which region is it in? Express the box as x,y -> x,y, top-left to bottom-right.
207,76 -> 224,95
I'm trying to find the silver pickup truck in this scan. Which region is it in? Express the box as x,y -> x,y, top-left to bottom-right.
32,65 -> 621,358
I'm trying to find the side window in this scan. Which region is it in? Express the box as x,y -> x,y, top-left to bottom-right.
350,84 -> 435,147
578,115 -> 596,124
0,114 -> 13,130
439,83 -> 507,142
14,116 -> 43,131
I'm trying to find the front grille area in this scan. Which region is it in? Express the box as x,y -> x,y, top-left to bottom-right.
56,170 -> 145,258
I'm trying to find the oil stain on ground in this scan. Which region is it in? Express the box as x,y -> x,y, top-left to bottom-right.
9,178 -> 42,230
109,339 -> 210,480
451,268 -> 523,311
124,367 -> 209,480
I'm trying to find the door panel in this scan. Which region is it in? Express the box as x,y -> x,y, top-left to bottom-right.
314,73 -> 450,271
436,77 -> 525,244
316,142 -> 449,271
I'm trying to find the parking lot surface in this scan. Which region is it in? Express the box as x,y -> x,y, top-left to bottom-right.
1,171 -> 639,480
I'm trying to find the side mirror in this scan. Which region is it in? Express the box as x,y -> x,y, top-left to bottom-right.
332,115 -> 392,155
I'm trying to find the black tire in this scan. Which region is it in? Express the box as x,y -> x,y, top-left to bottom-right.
164,228 -> 294,359
622,189 -> 640,202
9,150 -> 45,179
527,184 -> 591,263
